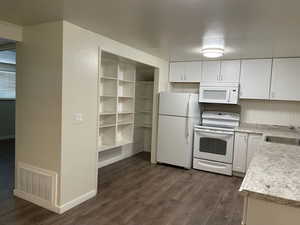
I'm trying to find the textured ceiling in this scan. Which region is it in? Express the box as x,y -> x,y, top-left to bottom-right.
0,0 -> 300,60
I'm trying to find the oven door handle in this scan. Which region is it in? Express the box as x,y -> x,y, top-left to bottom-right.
194,129 -> 233,136
197,161 -> 227,170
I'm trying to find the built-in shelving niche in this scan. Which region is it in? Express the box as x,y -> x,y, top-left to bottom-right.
97,50 -> 155,168
133,67 -> 154,153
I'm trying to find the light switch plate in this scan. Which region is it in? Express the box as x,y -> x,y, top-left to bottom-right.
73,113 -> 83,122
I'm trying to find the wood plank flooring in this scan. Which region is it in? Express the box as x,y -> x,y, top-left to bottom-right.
0,148 -> 243,225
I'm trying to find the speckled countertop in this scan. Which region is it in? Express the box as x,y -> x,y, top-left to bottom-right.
235,122 -> 300,136
238,123 -> 300,207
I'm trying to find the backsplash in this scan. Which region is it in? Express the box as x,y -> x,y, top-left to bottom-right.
240,100 -> 300,127
169,83 -> 300,127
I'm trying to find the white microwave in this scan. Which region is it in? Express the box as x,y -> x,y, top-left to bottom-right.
199,83 -> 239,104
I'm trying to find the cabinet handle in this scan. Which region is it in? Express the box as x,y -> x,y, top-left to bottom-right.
218,74 -> 222,81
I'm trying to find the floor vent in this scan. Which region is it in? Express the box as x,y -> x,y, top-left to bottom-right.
16,162 -> 57,207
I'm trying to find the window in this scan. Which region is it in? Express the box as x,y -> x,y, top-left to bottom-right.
0,70 -> 16,99
0,50 -> 16,99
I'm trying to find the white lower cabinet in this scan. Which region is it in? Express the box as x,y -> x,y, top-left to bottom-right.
233,132 -> 262,174
244,197 -> 300,225
246,134 -> 262,169
233,132 -> 248,173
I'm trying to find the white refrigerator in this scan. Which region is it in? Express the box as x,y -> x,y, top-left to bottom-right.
157,92 -> 201,169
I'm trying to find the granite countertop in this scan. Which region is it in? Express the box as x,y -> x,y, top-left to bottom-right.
238,123 -> 300,207
235,122 -> 300,136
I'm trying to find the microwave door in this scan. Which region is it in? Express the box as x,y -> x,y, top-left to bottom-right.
199,87 -> 229,104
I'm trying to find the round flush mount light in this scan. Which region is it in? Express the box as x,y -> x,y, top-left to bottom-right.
201,48 -> 224,58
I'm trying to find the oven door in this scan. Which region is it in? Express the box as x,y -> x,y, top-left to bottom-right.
193,128 -> 234,163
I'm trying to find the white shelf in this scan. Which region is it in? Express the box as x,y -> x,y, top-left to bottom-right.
134,77 -> 154,154
137,96 -> 153,100
99,112 -> 116,115
118,122 -> 133,126
119,79 -> 135,83
118,111 -> 134,114
118,96 -> 134,99
100,76 -> 118,80
142,123 -> 152,128
98,51 -> 136,165
97,140 -> 132,153
136,81 -> 154,85
137,110 -> 152,114
99,123 -> 116,128
100,95 -> 117,98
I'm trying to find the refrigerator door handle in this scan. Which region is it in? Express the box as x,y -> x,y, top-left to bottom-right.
185,94 -> 191,143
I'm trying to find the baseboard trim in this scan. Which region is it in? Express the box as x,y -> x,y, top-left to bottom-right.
14,189 -> 60,213
58,190 -> 97,214
14,189 -> 97,214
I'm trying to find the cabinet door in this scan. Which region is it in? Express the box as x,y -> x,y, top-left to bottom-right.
240,59 -> 272,99
184,61 -> 202,82
233,132 -> 248,173
271,58 -> 300,101
246,134 -> 262,169
169,62 -> 185,82
220,60 -> 241,82
201,61 -> 221,82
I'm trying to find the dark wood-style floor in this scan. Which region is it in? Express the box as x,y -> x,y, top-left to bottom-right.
0,144 -> 243,225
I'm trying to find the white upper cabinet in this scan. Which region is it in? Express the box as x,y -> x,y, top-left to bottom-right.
169,62 -> 185,82
201,61 -> 221,82
169,61 -> 201,83
184,61 -> 202,82
240,59 -> 272,99
220,60 -> 241,82
201,60 -> 240,83
271,58 -> 300,101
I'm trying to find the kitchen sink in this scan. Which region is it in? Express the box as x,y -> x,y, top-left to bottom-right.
265,136 -> 300,146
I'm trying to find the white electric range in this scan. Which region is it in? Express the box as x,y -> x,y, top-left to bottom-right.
193,111 -> 240,176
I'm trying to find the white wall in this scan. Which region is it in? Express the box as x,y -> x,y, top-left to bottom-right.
240,100 -> 300,127
0,20 -> 22,41
169,83 -> 300,127
59,21 -> 169,205
60,21 -> 99,205
16,20 -> 169,211
16,21 -> 63,200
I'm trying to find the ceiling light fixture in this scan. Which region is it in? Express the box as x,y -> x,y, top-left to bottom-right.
201,47 -> 224,58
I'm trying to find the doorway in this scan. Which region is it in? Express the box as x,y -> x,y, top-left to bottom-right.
0,41 -> 16,201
